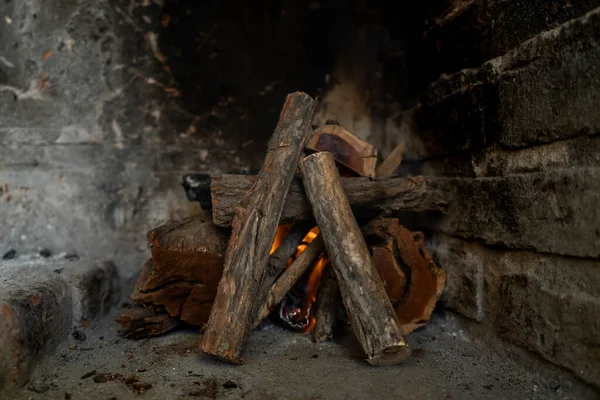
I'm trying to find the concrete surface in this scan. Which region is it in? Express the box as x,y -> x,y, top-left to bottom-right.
2,307 -> 598,400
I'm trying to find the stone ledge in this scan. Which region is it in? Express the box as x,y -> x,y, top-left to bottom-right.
427,233 -> 600,387
421,168 -> 600,258
0,256 -> 120,392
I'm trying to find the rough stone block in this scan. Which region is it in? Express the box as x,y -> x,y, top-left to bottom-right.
423,168 -> 600,258
426,234 -> 600,387
0,256 -> 121,391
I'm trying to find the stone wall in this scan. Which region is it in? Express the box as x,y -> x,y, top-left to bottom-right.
393,2 -> 600,387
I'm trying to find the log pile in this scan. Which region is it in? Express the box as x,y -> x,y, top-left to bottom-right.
117,92 -> 447,366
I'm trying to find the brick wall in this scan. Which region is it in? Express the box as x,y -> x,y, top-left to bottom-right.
393,2 -> 600,387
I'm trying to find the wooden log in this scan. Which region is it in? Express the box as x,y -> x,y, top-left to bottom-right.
116,306 -> 180,340
306,124 -> 378,178
211,174 -> 447,227
253,235 -> 325,327
200,92 -> 316,364
299,151 -> 410,366
362,218 -> 446,334
141,217 -> 228,291
312,266 -> 340,343
254,222 -> 314,322
376,142 -> 405,179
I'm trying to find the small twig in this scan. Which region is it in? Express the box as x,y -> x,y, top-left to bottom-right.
376,142 -> 405,179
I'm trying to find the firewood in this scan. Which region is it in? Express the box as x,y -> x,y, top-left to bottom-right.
362,218 -> 446,333
211,174 -> 447,227
376,142 -> 405,179
306,124 -> 377,178
299,151 -> 410,366
140,217 -> 228,291
255,222 -> 314,323
312,266 -> 340,343
253,235 -> 325,327
129,217 -> 228,326
200,92 -> 316,364
116,306 -> 180,340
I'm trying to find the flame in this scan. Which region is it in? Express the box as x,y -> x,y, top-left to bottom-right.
270,224 -> 293,255
303,256 -> 330,333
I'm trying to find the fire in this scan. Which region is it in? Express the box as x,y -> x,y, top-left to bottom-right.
303,256 -> 330,333
270,224 -> 293,255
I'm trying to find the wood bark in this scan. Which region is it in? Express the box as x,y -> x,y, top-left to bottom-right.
376,142 -> 405,179
299,151 -> 410,366
362,218 -> 446,334
129,217 -> 228,326
312,266 -> 340,343
211,174 -> 447,227
199,92 -> 316,364
116,306 -> 180,339
253,235 -> 325,327
306,124 -> 377,178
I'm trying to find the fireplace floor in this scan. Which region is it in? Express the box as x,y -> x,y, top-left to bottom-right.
6,308 -> 596,400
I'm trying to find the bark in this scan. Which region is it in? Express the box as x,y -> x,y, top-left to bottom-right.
211,175 -> 447,227
116,306 -> 180,340
362,218 -> 446,334
199,92 -> 316,364
299,151 -> 410,366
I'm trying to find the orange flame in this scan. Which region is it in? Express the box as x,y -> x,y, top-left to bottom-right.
303,256 -> 330,333
270,224 -> 293,255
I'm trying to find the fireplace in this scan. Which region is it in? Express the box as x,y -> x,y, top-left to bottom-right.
1,0 -> 599,398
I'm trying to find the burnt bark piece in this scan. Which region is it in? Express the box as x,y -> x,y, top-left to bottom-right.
306,124 -> 378,178
362,218 -> 446,334
253,235 -> 325,327
211,175 -> 447,227
312,266 -> 340,343
299,152 -> 410,366
199,92 -> 316,364
116,306 -> 180,340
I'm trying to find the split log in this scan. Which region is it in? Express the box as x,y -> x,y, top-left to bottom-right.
211,175 -> 447,227
362,218 -> 446,334
299,151 -> 410,366
130,217 -> 228,326
200,92 -> 316,364
312,266 -> 340,343
116,306 -> 180,340
376,142 -> 405,179
306,124 -> 377,178
253,235 -> 325,327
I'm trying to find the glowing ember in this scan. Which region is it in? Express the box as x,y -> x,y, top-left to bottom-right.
303,256 -> 330,333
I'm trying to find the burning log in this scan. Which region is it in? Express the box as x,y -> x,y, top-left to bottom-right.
200,92 -> 316,364
116,306 -> 180,340
362,218 -> 446,334
299,151 -> 410,366
305,124 -> 377,178
253,235 -> 325,327
211,174 -> 447,227
312,266 -> 340,343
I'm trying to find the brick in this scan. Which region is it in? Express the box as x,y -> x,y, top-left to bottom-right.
426,234 -> 600,386
0,256 -> 121,391
423,168 -> 600,258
